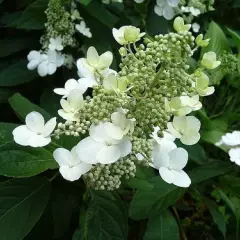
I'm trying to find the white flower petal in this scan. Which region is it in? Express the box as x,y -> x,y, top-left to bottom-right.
163,5 -> 175,20
103,122 -> 124,141
172,170 -> 191,187
222,131 -> 240,147
76,137 -> 104,164
154,5 -> 163,16
96,145 -> 121,164
68,89 -> 84,110
168,148 -> 188,170
117,137 -> 132,157
42,117 -> 56,137
27,51 -> 41,61
58,110 -> 76,121
167,0 -> 180,7
13,125 -> 35,146
159,167 -> 174,184
48,63 -> 57,75
38,61 -> 48,77
25,111 -> 45,133
53,88 -> 68,97
89,122 -> 111,143
98,51 -> 113,69
229,148 -> 240,165
181,130 -> 200,145
27,60 -> 39,70
28,134 -> 51,147
167,122 -> 182,138
186,116 -> 201,132
87,47 -> 99,67
53,148 -> 73,166
60,99 -> 71,112
59,165 -> 82,181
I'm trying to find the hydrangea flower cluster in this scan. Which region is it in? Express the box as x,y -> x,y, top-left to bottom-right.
13,18 -> 220,191
27,0 -> 92,77
216,131 -> 240,166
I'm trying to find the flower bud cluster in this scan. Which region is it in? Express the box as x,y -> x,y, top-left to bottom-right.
41,0 -> 76,50
220,52 -> 240,75
83,158 -> 136,190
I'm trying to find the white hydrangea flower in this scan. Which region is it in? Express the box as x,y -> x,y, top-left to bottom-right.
53,147 -> 92,181
221,131 -> 240,147
58,90 -> 85,121
77,52 -> 116,88
112,26 -> 145,45
173,16 -> 191,33
48,36 -> 64,51
75,21 -> 92,38
38,50 -> 65,77
111,108 -> 135,135
201,52 -> 221,70
229,148 -> 240,166
192,23 -> 200,33
167,116 -> 201,145
76,122 -> 132,164
54,78 -> 88,98
13,112 -> 56,147
27,50 -> 45,71
154,0 -> 180,20
165,95 -> 202,116
195,72 -> 215,96
152,137 -> 191,187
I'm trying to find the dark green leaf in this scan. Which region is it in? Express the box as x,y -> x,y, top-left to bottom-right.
129,177 -> 185,220
78,0 -> 92,5
84,1 -> 119,28
0,122 -> 57,177
144,210 -> 180,240
220,175 -> 240,198
0,177 -> 50,240
0,60 -> 38,86
126,178 -> 154,191
204,197 -> 226,238
17,0 -> 48,30
80,191 -> 128,239
9,93 -> 52,121
227,28 -> 240,48
189,161 -> 232,184
40,89 -> 60,117
0,12 -> 23,27
0,37 -> 38,58
0,149 -> 57,177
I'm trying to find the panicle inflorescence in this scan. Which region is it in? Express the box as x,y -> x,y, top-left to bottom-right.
41,0 -> 76,49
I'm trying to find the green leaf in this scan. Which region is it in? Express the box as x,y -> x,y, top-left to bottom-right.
0,149 -> 57,177
204,197 -> 226,238
80,191 -> 128,239
129,161 -> 232,220
84,1 -> 119,28
78,0 -> 92,5
227,28 -> 240,48
129,177 -> 185,220
201,130 -> 225,145
219,175 -> 240,198
0,60 -> 38,86
17,0 -> 48,30
126,178 -> 154,191
143,210 -> 180,240
0,37 -> 37,58
9,93 -> 52,121
40,89 -> 60,117
0,122 -> 57,177
0,12 -> 23,27
202,21 -> 230,56
0,177 -> 51,240
189,161 -> 232,185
